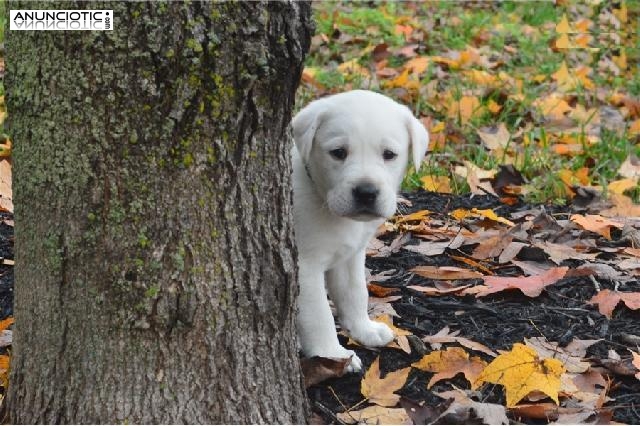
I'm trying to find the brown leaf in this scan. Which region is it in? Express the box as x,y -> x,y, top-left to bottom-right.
399,396 -> 452,425
301,356 -> 349,388
587,289 -> 640,318
361,356 -> 410,407
464,266 -> 568,298
570,214 -> 624,240
422,326 -> 497,357
412,347 -> 487,388
411,265 -> 483,280
367,283 -> 398,297
436,388 -> 509,425
477,123 -> 511,151
337,405 -> 411,425
525,336 -> 598,373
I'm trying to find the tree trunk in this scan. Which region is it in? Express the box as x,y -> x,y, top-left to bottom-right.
4,1 -> 312,423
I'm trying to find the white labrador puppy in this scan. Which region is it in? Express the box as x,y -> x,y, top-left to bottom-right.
292,90 -> 429,372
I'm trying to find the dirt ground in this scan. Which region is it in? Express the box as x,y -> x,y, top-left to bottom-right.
307,190 -> 640,425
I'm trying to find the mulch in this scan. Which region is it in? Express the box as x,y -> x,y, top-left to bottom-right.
308,190 -> 640,425
0,193 -> 638,424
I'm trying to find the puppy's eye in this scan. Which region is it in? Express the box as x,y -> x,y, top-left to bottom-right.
330,148 -> 347,160
383,149 -> 397,160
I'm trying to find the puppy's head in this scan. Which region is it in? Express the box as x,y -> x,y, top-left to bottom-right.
293,90 -> 429,221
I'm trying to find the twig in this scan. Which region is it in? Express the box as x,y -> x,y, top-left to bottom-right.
589,275 -> 601,292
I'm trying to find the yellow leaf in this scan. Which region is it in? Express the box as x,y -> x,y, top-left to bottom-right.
337,59 -> 370,78
361,356 -> 410,407
629,119 -> 640,135
608,178 -> 638,195
448,95 -> 482,124
471,208 -> 515,226
430,121 -> 446,133
464,69 -> 496,86
383,68 -> 419,91
487,99 -> 502,114
552,61 -> 572,90
556,13 -> 572,34
404,56 -> 430,75
613,49 -> 627,71
613,3 -> 627,23
474,343 -> 565,407
395,209 -> 431,224
420,175 -> 451,193
555,33 -> 571,49
412,347 -> 487,388
533,94 -> 572,119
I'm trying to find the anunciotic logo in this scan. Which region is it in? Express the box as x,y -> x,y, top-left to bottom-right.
10,10 -> 113,31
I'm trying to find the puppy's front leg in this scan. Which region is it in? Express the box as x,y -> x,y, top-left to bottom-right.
326,250 -> 394,347
297,260 -> 362,372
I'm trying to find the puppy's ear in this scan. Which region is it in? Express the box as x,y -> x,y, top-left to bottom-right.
405,112 -> 429,172
292,100 -> 327,163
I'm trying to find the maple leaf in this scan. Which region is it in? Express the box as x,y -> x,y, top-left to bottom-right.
587,289 -> 640,319
412,347 -> 487,388
361,356 -> 410,407
474,343 -> 566,407
464,266 -> 568,298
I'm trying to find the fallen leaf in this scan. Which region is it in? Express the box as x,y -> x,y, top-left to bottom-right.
436,388 -> 509,425
525,337 -> 597,373
477,123 -> 511,151
587,289 -> 640,318
367,283 -> 398,298
420,175 -> 452,193
631,350 -> 640,381
464,266 -> 568,298
412,347 -> 487,388
337,405 -> 411,425
301,356 -> 349,387
0,317 -> 14,332
410,265 -> 483,280
394,209 -> 430,224
422,326 -> 497,357
361,356 -> 410,407
399,396 -> 452,425
618,154 -> 640,180
474,343 -> 566,407
570,214 -> 624,240
0,161 -> 12,213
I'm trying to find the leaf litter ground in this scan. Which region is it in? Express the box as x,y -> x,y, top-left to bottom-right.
307,190 -> 640,425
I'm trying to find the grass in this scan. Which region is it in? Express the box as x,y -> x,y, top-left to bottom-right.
299,1 -> 640,205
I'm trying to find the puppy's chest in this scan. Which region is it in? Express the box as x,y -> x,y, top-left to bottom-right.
324,222 -> 377,267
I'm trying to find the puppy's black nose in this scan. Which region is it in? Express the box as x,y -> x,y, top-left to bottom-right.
352,183 -> 379,206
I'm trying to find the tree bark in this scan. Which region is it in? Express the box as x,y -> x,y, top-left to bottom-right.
4,1 -> 312,423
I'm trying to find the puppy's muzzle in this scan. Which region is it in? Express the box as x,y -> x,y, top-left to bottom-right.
352,182 -> 379,211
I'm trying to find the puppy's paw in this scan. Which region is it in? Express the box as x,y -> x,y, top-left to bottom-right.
350,320 -> 395,347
